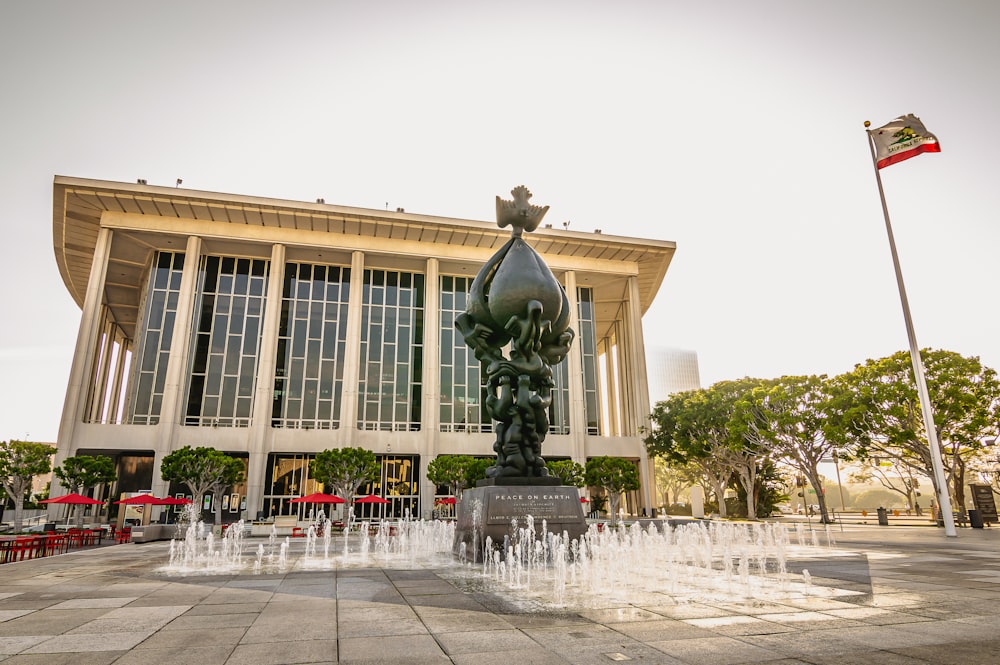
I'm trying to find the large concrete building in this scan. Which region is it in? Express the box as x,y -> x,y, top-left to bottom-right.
646,346 -> 701,404
51,177 -> 675,521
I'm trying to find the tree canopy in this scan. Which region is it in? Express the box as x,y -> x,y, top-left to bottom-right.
160,446 -> 244,521
829,349 -> 1000,510
0,440 -> 54,532
54,455 -> 116,494
309,447 -> 379,511
547,460 -> 586,488
54,454 -> 117,527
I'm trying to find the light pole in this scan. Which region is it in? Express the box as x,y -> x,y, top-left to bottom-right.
832,451 -> 847,512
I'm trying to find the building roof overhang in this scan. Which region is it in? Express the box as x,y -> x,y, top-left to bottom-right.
54,176 -> 675,332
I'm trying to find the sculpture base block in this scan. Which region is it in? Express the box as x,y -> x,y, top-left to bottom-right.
453,485 -> 588,562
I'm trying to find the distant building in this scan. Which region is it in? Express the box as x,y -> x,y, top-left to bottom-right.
646,347 -> 701,404
51,177 -> 676,520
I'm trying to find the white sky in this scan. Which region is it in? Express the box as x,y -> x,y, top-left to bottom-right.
2,1 -> 998,443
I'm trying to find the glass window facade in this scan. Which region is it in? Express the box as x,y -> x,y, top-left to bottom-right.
438,275 -> 491,433
355,455 -> 420,520
272,263 -> 350,429
262,453 -> 419,520
578,287 -> 601,435
549,357 -> 570,434
262,453 -> 324,519
129,252 -> 185,425
358,269 -> 424,431
185,255 -> 269,427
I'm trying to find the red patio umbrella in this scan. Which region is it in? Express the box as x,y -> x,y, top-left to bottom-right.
289,492 -> 345,504
41,493 -> 104,505
580,497 -> 590,503
159,496 -> 193,505
435,497 -> 457,505
355,495 -> 390,504
114,494 -> 163,505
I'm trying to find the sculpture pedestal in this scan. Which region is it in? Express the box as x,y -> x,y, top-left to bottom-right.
453,483 -> 588,562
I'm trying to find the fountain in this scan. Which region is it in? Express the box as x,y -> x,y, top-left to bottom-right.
159,512 -> 855,611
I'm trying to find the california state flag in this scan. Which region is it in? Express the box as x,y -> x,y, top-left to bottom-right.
871,114 -> 941,169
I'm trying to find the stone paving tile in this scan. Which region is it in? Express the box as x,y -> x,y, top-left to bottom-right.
226,638 -> 338,664
163,611 -> 258,630
0,609 -> 109,636
23,631 -> 152,653
337,603 -> 417,622
804,650 -> 941,665
416,608 -> 515,633
65,604 -> 189,634
576,606 -> 666,623
183,601 -> 267,615
608,617 -> 715,642
683,615 -> 794,637
889,639 -> 1000,665
449,647 -> 573,665
0,610 -> 32,623
202,588 -> 275,604
434,628 -> 539,655
113,644 -> 236,665
242,609 -> 336,644
336,618 -> 427,638
404,593 -> 490,611
643,603 -> 737,620
0,635 -> 49,655
48,597 -> 138,609
136,626 -> 248,649
648,635 -> 785,664
1,652 -> 127,665
336,634 -> 446,663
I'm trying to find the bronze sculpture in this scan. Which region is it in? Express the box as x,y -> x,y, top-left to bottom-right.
455,186 -> 575,479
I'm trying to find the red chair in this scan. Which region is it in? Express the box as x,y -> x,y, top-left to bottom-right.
66,529 -> 86,548
116,528 -> 132,544
43,534 -> 70,556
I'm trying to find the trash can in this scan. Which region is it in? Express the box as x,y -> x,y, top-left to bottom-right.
877,507 -> 889,526
969,509 -> 984,529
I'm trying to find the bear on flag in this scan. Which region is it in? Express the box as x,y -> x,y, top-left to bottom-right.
870,114 -> 940,169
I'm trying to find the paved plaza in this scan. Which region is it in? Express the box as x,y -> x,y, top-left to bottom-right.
1,522 -> 1000,664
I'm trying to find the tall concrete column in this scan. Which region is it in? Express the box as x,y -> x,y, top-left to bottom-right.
338,251 -> 366,441
418,259 -> 440,517
54,226 -> 113,484
601,336 -> 619,437
149,236 -> 202,499
563,272 -> 587,465
87,314 -> 114,423
625,275 -> 655,514
245,243 -> 286,519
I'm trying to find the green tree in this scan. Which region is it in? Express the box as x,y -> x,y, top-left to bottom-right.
465,457 -> 493,489
584,456 -> 640,526
740,375 -> 839,523
829,349 -> 1000,511
0,440 -> 54,532
160,446 -> 245,522
310,447 -> 379,517
53,454 -> 116,527
426,455 -> 474,498
653,458 -> 697,509
547,460 -> 586,488
646,381 -> 761,518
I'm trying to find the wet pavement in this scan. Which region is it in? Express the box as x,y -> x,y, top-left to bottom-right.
1,522 -> 999,664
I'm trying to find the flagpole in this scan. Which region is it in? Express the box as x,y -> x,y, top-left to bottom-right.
864,120 -> 957,537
